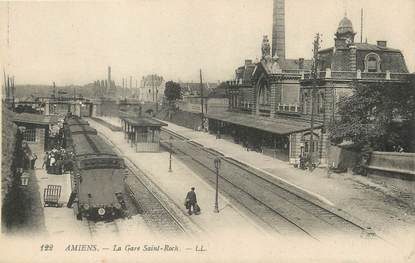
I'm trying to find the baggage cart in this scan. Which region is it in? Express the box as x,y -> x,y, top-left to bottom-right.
43,185 -> 62,207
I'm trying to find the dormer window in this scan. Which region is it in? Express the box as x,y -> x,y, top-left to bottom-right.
364,53 -> 381,73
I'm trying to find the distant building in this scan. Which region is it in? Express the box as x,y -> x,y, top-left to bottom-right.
139,75 -> 165,103
12,112 -> 60,153
177,82 -> 218,114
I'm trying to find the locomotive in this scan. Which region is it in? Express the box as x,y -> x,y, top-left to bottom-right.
64,116 -> 127,221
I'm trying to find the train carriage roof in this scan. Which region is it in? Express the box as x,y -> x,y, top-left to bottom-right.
65,117 -> 89,126
71,133 -> 118,157
68,125 -> 97,135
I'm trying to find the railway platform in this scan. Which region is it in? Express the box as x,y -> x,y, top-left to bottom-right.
87,118 -> 272,241
34,152 -> 87,238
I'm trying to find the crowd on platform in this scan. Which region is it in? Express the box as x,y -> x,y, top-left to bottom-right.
43,147 -> 73,175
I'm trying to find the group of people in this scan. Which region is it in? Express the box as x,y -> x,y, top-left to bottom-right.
43,147 -> 73,175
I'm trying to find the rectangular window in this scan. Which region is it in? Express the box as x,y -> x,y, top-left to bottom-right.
149,128 -> 156,143
23,128 -> 36,142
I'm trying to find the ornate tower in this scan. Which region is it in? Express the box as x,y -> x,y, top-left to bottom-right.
272,0 -> 286,60
334,16 -> 356,49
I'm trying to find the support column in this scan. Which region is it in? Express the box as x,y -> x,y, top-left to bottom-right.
127,123 -> 131,143
131,127 -> 135,147
45,102 -> 50,115
135,129 -> 138,152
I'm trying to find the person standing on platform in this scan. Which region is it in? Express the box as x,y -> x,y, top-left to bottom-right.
31,154 -> 38,169
42,152 -> 48,169
185,187 -> 197,215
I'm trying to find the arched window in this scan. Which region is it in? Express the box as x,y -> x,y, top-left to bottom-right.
365,53 -> 381,73
302,132 -> 319,155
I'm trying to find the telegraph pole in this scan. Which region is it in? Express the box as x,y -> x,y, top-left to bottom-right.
309,33 -> 321,171
360,8 -> 364,43
200,69 -> 204,130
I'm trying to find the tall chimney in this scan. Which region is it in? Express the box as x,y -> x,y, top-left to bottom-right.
108,66 -> 111,89
272,0 -> 286,60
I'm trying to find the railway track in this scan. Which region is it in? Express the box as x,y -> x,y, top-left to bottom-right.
84,218 -> 120,238
124,161 -> 187,235
89,125 -> 191,237
160,127 -> 375,241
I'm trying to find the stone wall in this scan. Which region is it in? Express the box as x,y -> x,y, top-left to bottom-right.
367,152 -> 415,181
1,107 -> 18,203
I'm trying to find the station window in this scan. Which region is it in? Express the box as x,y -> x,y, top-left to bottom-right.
365,53 -> 381,73
303,140 -> 319,154
367,57 -> 378,72
23,128 -> 37,142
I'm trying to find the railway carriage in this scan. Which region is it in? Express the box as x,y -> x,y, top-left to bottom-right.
64,116 -> 127,221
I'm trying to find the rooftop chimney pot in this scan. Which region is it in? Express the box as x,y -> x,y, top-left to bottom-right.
245,59 -> 253,66
377,40 -> 387,48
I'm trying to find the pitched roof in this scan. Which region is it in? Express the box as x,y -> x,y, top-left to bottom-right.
12,113 -> 60,125
354,43 -> 401,52
121,116 -> 167,127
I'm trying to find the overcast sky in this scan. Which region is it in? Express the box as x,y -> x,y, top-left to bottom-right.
1,0 -> 414,86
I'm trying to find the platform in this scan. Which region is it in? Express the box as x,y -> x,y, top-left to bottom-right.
88,118 -> 269,241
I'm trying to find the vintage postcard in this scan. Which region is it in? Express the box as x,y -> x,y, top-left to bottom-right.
1,0 -> 414,262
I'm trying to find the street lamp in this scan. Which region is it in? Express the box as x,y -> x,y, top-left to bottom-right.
168,136 -> 173,172
213,157 -> 221,213
20,172 -> 30,186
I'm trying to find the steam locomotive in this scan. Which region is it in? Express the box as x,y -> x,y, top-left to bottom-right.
64,116 -> 127,221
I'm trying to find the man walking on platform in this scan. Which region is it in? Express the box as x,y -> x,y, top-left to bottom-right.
185,187 -> 197,215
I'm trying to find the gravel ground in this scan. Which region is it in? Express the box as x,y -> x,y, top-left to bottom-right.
265,167 -> 415,248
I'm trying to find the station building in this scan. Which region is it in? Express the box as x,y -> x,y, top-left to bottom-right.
12,112 -> 60,153
207,8 -> 412,165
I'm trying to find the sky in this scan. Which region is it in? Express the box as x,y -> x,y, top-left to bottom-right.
0,0 -> 414,86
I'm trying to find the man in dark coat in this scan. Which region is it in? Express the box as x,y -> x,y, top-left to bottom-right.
185,187 -> 197,215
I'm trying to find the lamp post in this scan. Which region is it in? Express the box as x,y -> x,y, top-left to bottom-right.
168,136 -> 173,172
20,172 -> 29,186
213,157 -> 221,213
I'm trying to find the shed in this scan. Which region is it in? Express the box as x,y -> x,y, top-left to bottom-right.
120,117 -> 167,152
12,113 -> 60,152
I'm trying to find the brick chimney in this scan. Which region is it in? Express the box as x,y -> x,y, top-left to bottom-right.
107,66 -> 112,89
245,59 -> 253,67
377,40 -> 387,48
298,58 -> 304,70
272,0 -> 286,60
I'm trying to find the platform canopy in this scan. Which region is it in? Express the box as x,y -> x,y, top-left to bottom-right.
206,111 -> 322,135
121,117 -> 167,127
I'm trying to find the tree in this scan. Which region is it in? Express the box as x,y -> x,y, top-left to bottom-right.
145,108 -> 154,116
164,81 -> 182,101
329,79 -> 415,152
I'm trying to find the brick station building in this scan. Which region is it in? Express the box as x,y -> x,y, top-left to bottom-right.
12,112 -> 60,153
207,13 -> 412,165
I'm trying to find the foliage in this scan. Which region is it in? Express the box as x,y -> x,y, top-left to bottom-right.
329,79 -> 415,152
164,81 -> 182,101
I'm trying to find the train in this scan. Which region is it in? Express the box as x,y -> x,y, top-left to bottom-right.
64,116 -> 127,221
